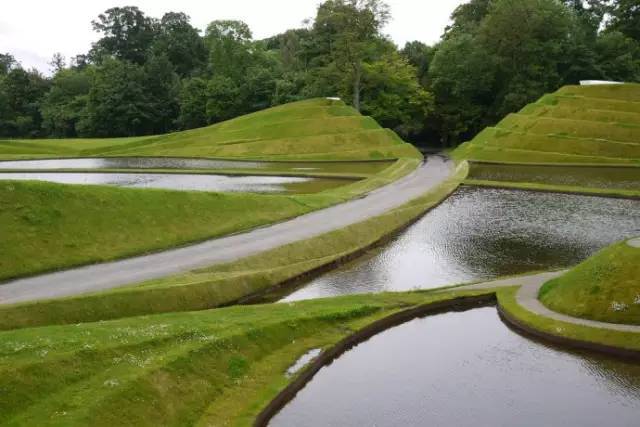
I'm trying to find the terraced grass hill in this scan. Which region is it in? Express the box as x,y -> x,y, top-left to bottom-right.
539,239 -> 640,325
0,98 -> 421,162
453,84 -> 640,165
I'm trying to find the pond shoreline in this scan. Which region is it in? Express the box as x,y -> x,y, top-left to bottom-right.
254,293 -> 497,427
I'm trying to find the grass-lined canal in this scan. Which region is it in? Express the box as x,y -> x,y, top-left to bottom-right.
0,172 -> 352,193
271,307 -> 640,427
0,157 -> 394,175
274,187 -> 640,301
468,163 -> 640,190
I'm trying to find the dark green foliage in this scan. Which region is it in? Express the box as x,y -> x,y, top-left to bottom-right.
152,12 -> 207,77
3,1 -> 640,143
40,69 -> 91,137
79,59 -> 157,137
90,6 -> 158,65
0,67 -> 49,137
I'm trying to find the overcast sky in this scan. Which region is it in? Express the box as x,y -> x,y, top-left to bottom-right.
0,0 -> 466,74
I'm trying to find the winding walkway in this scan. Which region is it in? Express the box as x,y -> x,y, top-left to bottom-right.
0,156 -> 454,305
454,269 -> 640,333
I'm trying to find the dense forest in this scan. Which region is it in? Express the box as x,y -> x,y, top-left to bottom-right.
1,0 -> 639,147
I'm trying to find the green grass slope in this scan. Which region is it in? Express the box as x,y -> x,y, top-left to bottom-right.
453,84 -> 640,165
0,98 -> 421,162
0,289 -> 491,427
0,98 -> 423,281
539,239 -> 640,325
0,181 -> 317,282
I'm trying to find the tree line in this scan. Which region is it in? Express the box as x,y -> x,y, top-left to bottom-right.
0,0 -> 638,146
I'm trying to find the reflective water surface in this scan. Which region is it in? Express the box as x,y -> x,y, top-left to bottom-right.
469,163 -> 640,190
278,187 -> 640,301
0,157 -> 393,175
271,307 -> 640,427
0,172 -> 351,193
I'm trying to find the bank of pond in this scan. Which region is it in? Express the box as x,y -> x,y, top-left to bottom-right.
270,306 -> 640,427
255,186 -> 640,302
0,157 -> 395,194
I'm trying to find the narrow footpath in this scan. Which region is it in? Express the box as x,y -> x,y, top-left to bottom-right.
0,156 -> 454,304
454,270 -> 640,333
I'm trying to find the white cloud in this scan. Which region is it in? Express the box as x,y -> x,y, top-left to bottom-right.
1,0 -> 466,73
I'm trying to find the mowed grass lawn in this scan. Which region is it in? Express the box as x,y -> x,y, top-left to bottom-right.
539,240 -> 640,325
0,180 -> 317,282
0,288 -> 492,426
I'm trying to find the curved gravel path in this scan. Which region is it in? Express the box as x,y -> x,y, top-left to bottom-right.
0,156 -> 454,305
455,270 -> 640,333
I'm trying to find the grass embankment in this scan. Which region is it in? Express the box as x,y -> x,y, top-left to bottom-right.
0,288 -> 493,426
539,240 -> 640,325
0,157 -> 419,282
497,287 -> 640,353
0,98 -> 423,281
0,99 -> 421,162
453,84 -> 640,165
0,163 -> 467,330
465,162 -> 640,198
453,84 -> 640,195
0,181 -> 316,282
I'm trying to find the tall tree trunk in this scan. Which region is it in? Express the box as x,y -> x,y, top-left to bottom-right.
353,63 -> 362,112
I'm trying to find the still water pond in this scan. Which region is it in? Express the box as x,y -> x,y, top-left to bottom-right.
0,157 -> 393,175
277,187 -> 640,301
0,172 -> 351,194
469,163 -> 640,190
271,307 -> 640,427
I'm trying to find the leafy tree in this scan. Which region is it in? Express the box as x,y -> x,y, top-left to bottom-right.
205,75 -> 243,122
0,53 -> 17,75
90,6 -> 158,64
79,59 -> 154,137
401,41 -> 435,85
205,20 -> 254,79
152,12 -> 207,77
361,52 -> 432,136
427,34 -> 497,145
49,53 -> 66,74
595,31 -> 640,81
41,68 -> 91,137
444,0 -> 492,38
607,0 -> 640,42
0,68 -> 49,137
143,54 -> 180,133
313,0 -> 390,111
177,77 -> 209,129
479,0 -> 572,116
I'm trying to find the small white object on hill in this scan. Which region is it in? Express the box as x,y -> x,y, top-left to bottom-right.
580,80 -> 624,86
326,97 -> 342,101
627,237 -> 640,248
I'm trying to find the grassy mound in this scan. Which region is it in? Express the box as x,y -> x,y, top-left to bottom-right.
539,240 -> 640,325
453,84 -> 640,165
0,288 -> 491,426
0,98 -> 421,162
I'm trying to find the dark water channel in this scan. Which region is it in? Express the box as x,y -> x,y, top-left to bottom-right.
0,172 -> 351,194
0,157 -> 393,175
271,307 -> 640,427
273,187 -> 640,302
